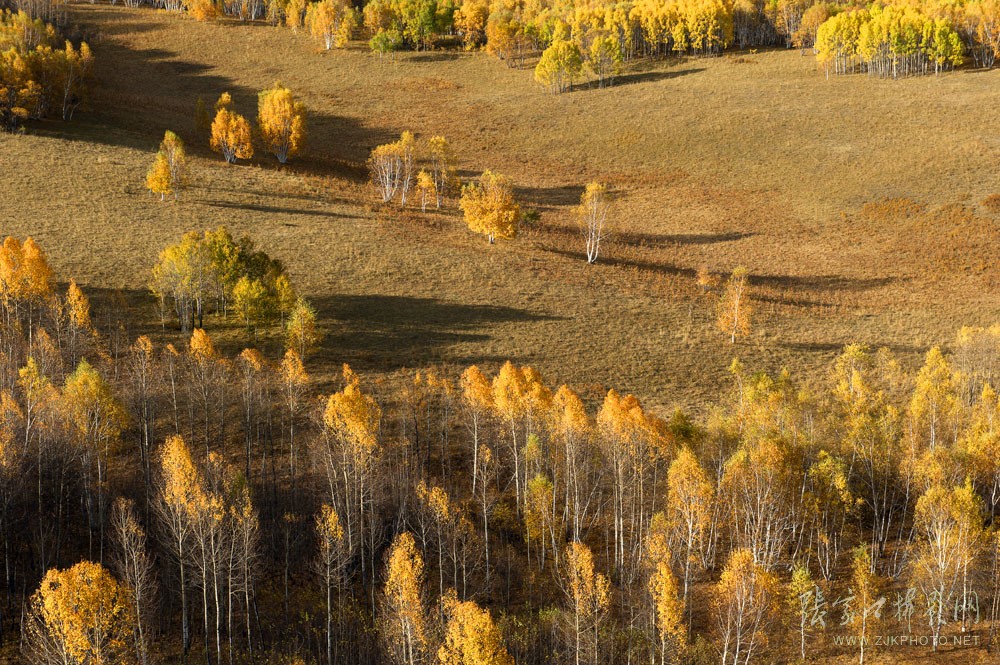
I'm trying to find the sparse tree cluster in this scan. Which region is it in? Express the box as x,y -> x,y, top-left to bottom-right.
6,236 -> 1000,665
149,226 -> 300,334
0,10 -> 92,131
205,87 -> 307,164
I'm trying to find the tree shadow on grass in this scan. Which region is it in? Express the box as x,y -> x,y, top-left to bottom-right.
563,66 -> 705,92
781,339 -> 926,355
749,273 -> 899,293
543,246 -> 696,279
541,224 -> 754,248
405,52 -> 466,63
516,184 -> 587,211
36,6 -> 401,179
200,200 -> 364,219
310,294 -> 565,373
603,67 -> 706,88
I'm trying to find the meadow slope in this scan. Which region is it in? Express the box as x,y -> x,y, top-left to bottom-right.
0,4 -> 998,410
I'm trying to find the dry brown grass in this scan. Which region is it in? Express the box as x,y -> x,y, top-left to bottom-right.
0,5 -> 998,414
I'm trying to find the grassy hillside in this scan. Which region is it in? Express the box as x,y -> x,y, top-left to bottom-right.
1,4 -> 997,410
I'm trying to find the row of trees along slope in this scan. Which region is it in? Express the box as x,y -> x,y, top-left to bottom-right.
3,234 -> 1000,664
114,0 -> 1000,85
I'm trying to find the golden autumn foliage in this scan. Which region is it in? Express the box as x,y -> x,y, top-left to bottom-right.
24,561 -> 136,665
323,363 -> 381,463
563,541 -> 610,665
257,82 -> 306,163
0,236 -> 54,311
0,13 -> 93,126
210,97 -> 253,163
438,593 -> 513,665
535,37 -> 583,93
285,297 -> 321,358
316,503 -> 347,665
427,135 -> 456,207
577,182 -> 610,264
908,346 -> 960,450
910,480 -> 983,647
383,531 -> 427,665
646,515 -> 685,664
187,0 -> 221,21
416,169 -> 435,212
145,151 -> 172,200
716,265 -> 752,344
150,226 -> 295,333
846,545 -> 882,664
63,359 -> 127,449
713,548 -> 778,665
159,434 -> 206,518
665,446 -> 712,603
306,0 -> 358,49
459,170 -> 521,244
233,276 -> 270,330
316,503 -> 345,561
369,131 -> 416,205
147,130 -> 188,200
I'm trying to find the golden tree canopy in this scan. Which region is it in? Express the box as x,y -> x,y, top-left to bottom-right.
459,170 -> 521,244
257,82 -> 307,163
438,595 -> 513,665
28,561 -> 136,665
210,103 -> 253,163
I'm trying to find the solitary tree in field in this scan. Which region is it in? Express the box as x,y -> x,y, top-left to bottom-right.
160,130 -> 188,191
460,170 -> 521,244
147,130 -> 187,200
716,266 -> 752,344
306,0 -> 358,49
23,561 -> 137,665
146,151 -> 172,201
210,97 -> 253,163
382,531 -> 428,665
369,131 -> 416,205
577,182 -> 610,264
257,83 -> 307,164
